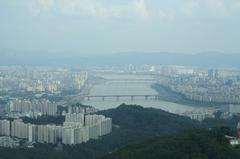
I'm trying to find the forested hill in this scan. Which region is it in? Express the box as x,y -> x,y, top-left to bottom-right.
0,104 -> 199,159
100,104 -> 199,139
101,128 -> 240,159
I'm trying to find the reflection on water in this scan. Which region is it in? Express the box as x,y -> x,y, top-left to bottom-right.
83,74 -> 211,114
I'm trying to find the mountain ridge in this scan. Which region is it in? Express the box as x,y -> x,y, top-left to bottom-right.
1,49 -> 240,68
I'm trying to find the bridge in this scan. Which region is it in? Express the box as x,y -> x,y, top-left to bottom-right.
85,94 -> 162,101
105,79 -> 158,83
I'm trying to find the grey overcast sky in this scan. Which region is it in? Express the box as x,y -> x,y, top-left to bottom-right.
0,0 -> 240,54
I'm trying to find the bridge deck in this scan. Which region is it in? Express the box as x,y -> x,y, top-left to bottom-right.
87,95 -> 159,97
85,94 -> 161,101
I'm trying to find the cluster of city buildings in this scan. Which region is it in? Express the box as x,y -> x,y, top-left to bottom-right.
92,64 -> 158,74
0,66 -> 88,93
182,109 -> 215,122
215,104 -> 240,119
0,112 -> 112,146
159,68 -> 240,104
66,104 -> 98,115
182,103 -> 240,122
225,104 -> 240,114
5,99 -> 58,118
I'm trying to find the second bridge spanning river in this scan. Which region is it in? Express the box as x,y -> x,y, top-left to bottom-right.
85,94 -> 162,101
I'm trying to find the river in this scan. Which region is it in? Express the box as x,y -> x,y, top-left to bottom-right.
82,73 -> 213,114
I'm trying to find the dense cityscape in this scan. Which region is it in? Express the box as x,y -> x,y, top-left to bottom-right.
1,0 -> 240,158
159,68 -> 240,104
0,66 -> 113,148
0,65 -> 240,150
0,67 -> 88,93
0,98 -> 112,148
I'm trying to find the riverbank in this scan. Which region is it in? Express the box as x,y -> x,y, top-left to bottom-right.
151,83 -> 219,107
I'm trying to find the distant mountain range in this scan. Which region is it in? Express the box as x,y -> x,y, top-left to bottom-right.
0,49 -> 240,68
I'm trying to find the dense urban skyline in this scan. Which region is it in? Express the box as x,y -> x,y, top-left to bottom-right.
1,1 -> 240,159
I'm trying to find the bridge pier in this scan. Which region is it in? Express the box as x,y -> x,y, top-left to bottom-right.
87,96 -> 90,101
116,96 -> 119,101
102,96 -> 105,101
145,96 -> 148,100
154,95 -> 160,100
131,96 -> 134,101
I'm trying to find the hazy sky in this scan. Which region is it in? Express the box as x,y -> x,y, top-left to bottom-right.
1,0 -> 240,54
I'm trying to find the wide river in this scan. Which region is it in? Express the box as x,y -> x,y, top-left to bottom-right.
82,73 -> 212,114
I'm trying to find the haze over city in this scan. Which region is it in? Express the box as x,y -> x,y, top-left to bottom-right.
1,1 -> 240,159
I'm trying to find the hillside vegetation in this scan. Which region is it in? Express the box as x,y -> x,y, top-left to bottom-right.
102,128 -> 240,159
